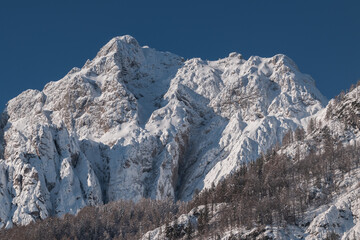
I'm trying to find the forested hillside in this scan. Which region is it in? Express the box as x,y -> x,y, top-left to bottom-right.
2,123 -> 360,239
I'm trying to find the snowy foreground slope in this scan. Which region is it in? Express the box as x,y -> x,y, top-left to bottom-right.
0,35 -> 327,227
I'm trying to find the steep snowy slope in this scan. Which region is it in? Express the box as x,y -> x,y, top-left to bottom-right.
0,35 -> 326,227
174,53 -> 327,200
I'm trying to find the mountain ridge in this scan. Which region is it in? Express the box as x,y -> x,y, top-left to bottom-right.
0,35 -> 328,227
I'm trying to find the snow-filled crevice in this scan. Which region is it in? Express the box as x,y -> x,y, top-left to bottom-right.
79,139 -> 111,204
175,115 -> 229,201
122,63 -> 183,127
126,75 -> 173,127
171,88 -> 229,201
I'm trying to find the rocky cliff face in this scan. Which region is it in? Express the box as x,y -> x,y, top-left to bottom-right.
0,35 -> 327,227
142,84 -> 360,240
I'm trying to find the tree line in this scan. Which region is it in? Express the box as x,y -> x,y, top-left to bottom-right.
1,126 -> 359,239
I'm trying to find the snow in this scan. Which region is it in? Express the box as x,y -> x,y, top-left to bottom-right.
0,35 -> 328,226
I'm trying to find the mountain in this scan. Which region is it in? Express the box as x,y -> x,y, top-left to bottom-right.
0,35 -> 327,228
139,84 -> 360,239
141,82 -> 360,239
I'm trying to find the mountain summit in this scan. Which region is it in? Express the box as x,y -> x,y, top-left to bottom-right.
0,35 -> 326,227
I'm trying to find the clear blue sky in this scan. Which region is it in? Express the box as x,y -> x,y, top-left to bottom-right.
1,0 -> 359,111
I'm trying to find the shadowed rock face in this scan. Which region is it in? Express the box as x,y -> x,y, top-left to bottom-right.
0,113 -> 8,160
0,35 -> 327,227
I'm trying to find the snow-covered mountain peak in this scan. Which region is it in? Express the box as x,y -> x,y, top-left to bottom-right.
96,35 -> 141,57
228,52 -> 243,59
0,35 -> 329,227
271,53 -> 298,67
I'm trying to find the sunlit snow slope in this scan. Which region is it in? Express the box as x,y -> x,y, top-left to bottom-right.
0,35 -> 327,227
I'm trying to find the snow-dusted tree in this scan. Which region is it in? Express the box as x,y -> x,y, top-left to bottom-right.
295,127 -> 305,141
325,102 -> 333,120
307,118 -> 316,134
282,130 -> 294,145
